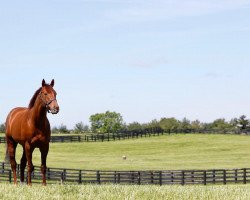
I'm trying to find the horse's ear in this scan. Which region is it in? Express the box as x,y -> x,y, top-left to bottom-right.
50,79 -> 55,87
42,79 -> 46,87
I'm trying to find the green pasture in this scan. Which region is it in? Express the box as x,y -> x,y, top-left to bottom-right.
0,184 -> 250,200
1,134 -> 250,170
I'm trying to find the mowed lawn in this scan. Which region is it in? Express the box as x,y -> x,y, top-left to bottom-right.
1,134 -> 250,170
1,184 -> 250,200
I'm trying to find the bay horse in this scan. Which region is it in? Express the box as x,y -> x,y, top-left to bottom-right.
5,79 -> 59,185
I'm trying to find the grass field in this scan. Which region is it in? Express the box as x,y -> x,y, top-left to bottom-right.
1,134 -> 250,199
0,184 -> 250,200
1,134 -> 250,170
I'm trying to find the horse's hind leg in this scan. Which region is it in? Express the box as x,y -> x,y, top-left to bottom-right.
20,147 -> 27,183
6,137 -> 18,184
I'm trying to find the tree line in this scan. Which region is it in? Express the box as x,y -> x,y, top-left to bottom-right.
1,112 -> 250,134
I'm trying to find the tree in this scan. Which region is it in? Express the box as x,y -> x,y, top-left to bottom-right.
51,126 -> 59,133
90,111 -> 124,133
145,119 -> 162,133
229,118 -> 238,127
190,120 -> 202,132
74,122 -> 89,133
237,115 -> 249,131
159,117 -> 180,133
229,118 -> 239,133
127,122 -> 143,132
179,117 -> 191,133
52,124 -> 70,133
0,123 -> 5,133
58,124 -> 70,133
210,118 -> 231,133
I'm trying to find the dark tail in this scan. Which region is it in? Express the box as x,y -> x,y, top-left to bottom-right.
4,141 -> 10,163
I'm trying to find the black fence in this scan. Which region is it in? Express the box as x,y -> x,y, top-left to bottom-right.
0,162 -> 249,185
0,129 -> 248,144
0,132 -> 163,144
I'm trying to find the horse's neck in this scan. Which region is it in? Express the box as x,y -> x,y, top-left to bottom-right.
30,97 -> 47,126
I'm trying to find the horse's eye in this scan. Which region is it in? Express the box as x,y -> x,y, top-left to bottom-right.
44,93 -> 48,96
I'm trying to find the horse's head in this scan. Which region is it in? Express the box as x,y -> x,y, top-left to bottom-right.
40,79 -> 59,114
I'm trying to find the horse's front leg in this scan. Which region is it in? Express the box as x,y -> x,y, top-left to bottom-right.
25,142 -> 34,186
40,144 -> 49,186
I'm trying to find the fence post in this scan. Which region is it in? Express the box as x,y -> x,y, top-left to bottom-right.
114,171 -> 117,184
151,171 -> 154,184
60,169 -> 66,184
9,170 -> 12,183
117,172 -> 120,184
223,170 -> 226,185
138,172 -> 141,185
171,172 -> 174,184
234,169 -> 238,183
47,168 -> 50,180
78,170 -> 82,184
243,168 -> 247,184
159,171 -> 162,186
212,170 -> 216,184
181,171 -> 185,185
2,162 -> 4,173
131,172 -> 135,183
203,171 -> 207,185
96,171 -> 101,184
61,172 -> 64,184
191,171 -> 194,183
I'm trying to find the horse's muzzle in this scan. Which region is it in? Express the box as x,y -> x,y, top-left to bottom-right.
51,109 -> 59,114
49,107 -> 59,114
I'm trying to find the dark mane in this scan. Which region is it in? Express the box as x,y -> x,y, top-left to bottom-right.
28,87 -> 42,108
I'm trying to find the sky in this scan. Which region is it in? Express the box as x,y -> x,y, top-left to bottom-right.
0,0 -> 250,129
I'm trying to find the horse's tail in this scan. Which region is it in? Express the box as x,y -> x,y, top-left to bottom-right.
4,139 -> 10,163
4,120 -> 10,163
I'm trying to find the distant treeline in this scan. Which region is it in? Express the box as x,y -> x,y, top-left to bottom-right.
1,112 -> 250,135
51,114 -> 250,135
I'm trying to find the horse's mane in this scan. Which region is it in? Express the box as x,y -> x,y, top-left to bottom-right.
28,87 -> 42,108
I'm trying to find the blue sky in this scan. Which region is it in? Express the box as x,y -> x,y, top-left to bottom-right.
0,0 -> 250,128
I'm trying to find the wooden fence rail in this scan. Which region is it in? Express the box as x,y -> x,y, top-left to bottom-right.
0,129 -> 248,144
0,162 -> 249,185
0,131 -> 164,144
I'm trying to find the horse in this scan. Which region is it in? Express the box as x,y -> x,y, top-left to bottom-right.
5,79 -> 59,185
